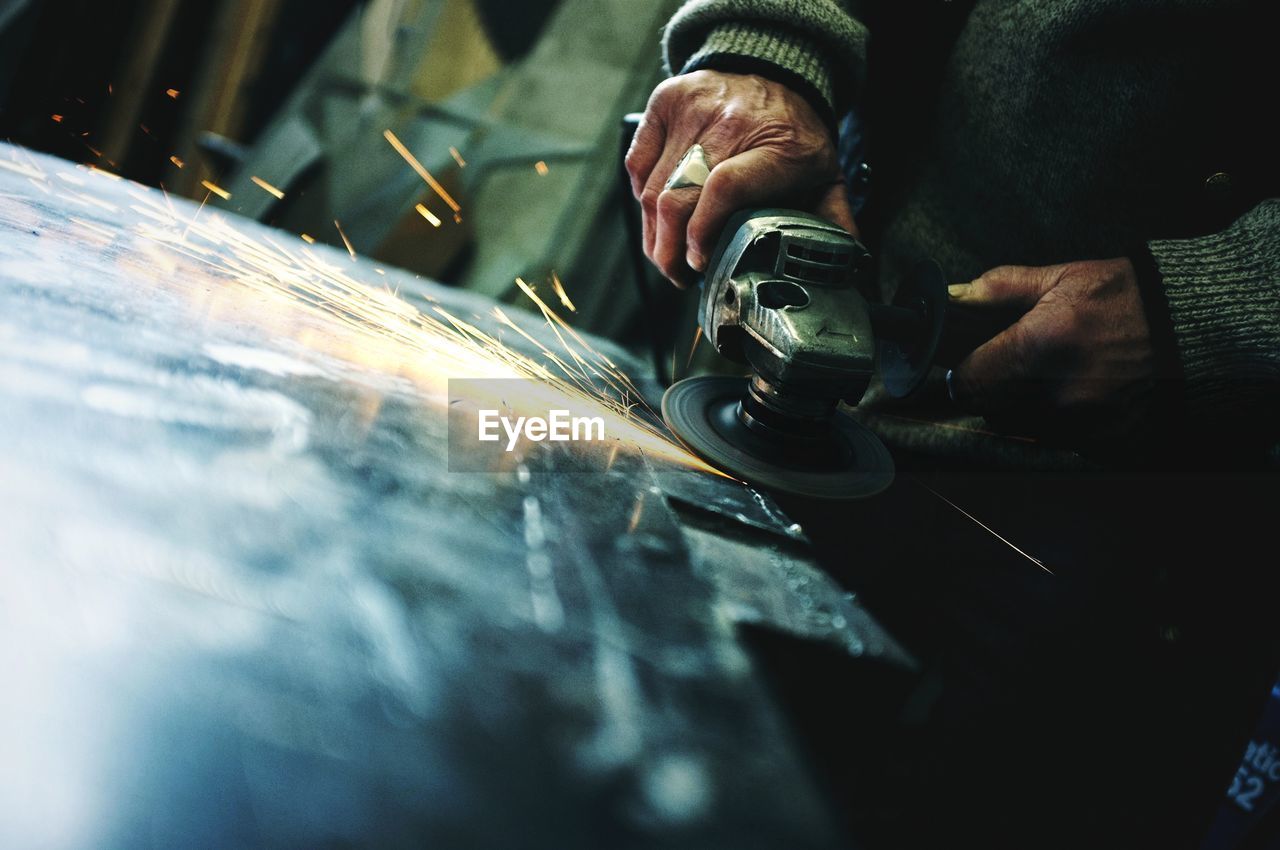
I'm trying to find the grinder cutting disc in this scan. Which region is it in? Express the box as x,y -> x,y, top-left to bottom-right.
663,376 -> 894,500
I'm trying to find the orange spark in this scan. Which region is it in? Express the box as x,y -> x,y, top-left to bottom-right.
51,114 -> 63,123
166,88 -> 180,99
333,219 -> 356,260
169,155 -> 184,168
414,202 -> 441,227
86,164 -> 122,181
299,233 -> 316,244
250,175 -> 285,200
549,271 -> 576,312
685,325 -> 703,370
200,180 -> 231,200
382,129 -> 460,213
449,146 -> 466,167
534,160 -> 549,176
627,494 -> 645,533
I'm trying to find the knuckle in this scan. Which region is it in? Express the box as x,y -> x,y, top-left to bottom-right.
714,107 -> 751,135
623,141 -> 643,171
650,76 -> 682,104
655,188 -> 690,222
701,165 -> 731,197
975,266 -> 1016,293
640,186 -> 661,216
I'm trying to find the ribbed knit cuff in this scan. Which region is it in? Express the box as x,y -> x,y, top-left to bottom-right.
679,22 -> 838,127
1148,201 -> 1280,428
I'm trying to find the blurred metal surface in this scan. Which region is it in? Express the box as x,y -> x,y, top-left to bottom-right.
0,145 -> 911,849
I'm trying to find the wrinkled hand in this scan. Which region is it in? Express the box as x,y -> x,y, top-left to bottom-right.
625,70 -> 855,287
947,259 -> 1157,436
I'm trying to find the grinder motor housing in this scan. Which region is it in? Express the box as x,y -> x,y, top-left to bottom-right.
661,208 -> 952,498
699,209 -> 878,432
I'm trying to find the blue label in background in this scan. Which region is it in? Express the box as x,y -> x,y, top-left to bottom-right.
1203,682 -> 1280,849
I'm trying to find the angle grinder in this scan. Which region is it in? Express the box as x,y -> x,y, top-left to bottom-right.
661,208 -> 954,500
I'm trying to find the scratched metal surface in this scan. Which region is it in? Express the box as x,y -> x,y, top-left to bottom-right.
0,145 -> 908,849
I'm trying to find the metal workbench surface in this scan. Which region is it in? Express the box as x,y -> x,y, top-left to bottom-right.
0,145 -> 910,849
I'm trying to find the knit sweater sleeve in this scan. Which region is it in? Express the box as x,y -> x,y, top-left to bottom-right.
1147,200 -> 1280,431
661,0 -> 867,124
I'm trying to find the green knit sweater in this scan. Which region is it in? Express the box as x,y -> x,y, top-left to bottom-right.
662,0 -> 1279,462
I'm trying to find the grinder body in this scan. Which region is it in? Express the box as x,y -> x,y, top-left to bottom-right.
660,207 -> 1002,498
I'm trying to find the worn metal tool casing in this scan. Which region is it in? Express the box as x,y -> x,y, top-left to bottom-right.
700,209 -> 875,407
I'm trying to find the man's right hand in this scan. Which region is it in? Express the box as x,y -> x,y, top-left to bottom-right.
624,70 -> 857,287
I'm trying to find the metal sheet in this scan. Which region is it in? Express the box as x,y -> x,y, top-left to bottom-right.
0,145 -> 909,849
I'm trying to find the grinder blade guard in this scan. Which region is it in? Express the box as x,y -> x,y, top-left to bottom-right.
661,209 -> 945,500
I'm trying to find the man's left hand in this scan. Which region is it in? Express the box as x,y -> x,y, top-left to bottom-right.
947,258 -> 1157,437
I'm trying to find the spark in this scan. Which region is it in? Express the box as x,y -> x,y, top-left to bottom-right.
68,216 -> 114,239
685,325 -> 703,371
200,180 -> 230,200
12,153 -> 715,477
534,160 -> 549,176
414,202 -> 441,227
918,481 -> 1053,575
250,175 -> 285,200
158,182 -> 177,217
549,271 -> 576,312
182,190 -> 211,240
333,219 -> 356,260
0,159 -> 44,180
64,189 -> 118,214
627,493 -> 645,533
85,164 -> 122,182
299,233 -> 315,244
449,146 -> 466,167
51,114 -> 63,123
512,276 -> 651,405
165,88 -> 180,99
169,155 -> 184,168
382,129 -> 460,213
